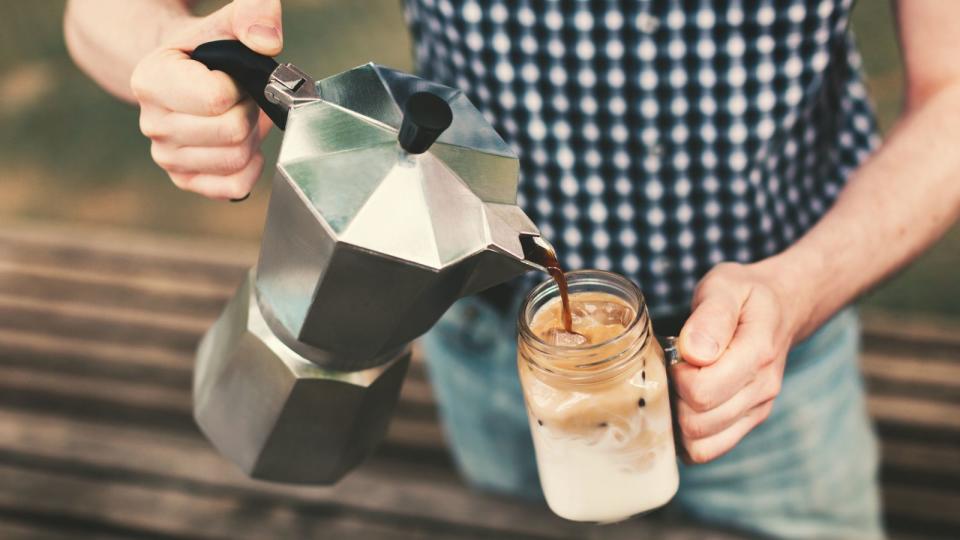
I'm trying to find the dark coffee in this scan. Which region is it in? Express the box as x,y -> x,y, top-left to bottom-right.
521,236 -> 574,333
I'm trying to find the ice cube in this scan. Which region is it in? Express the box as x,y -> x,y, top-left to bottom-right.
543,327 -> 590,347
577,301 -> 633,326
569,304 -> 589,326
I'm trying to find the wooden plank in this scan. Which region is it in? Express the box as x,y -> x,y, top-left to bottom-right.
882,485 -> 960,527
0,220 -> 258,267
0,509 -> 185,540
0,292 -> 211,333
865,378 -> 960,407
1,464 -> 479,540
0,237 -> 246,292
0,324 -> 433,405
882,440 -> 960,478
867,395 -> 960,432
0,463 -> 545,540
862,311 -> 960,349
0,364 -> 190,416
863,328 -> 960,361
0,311 -> 444,449
0,260 -> 236,299
0,464 -> 243,540
0,408 -> 738,540
0,327 -> 193,377
0,357 -> 445,455
0,301 -> 203,353
863,350 -> 960,405
862,352 -> 960,388
0,270 -> 229,318
385,416 -> 446,451
0,519 -> 111,540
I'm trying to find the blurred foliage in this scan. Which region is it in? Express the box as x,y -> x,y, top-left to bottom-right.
0,0 -> 956,317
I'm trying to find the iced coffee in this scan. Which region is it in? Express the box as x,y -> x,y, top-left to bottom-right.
517,271 -> 679,523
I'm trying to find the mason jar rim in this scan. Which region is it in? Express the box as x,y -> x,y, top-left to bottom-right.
517,270 -> 650,380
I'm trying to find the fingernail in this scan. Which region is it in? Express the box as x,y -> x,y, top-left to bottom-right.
247,24 -> 281,50
687,331 -> 719,360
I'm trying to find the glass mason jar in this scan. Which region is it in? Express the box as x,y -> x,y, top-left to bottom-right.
517,270 -> 680,523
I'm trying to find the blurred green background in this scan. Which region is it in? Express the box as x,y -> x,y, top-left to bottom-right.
1,0 -> 956,318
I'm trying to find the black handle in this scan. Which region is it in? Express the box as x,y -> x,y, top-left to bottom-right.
191,40 -> 287,129
398,92 -> 453,154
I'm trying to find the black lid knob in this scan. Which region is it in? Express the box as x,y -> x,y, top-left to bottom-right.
398,92 -> 453,154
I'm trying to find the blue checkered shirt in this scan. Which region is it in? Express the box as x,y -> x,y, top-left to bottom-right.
405,0 -> 880,315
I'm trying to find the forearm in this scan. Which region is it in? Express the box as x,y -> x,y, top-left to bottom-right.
758,82 -> 960,341
64,0 -> 195,102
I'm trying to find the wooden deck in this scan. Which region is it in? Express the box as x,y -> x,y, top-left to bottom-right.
0,222 -> 956,539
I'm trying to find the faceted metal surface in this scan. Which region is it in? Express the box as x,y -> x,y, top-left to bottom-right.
277,62 -> 529,263
254,62 -> 543,357
256,166 -> 538,358
194,270 -> 410,484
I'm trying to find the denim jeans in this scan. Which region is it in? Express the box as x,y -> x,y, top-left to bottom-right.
421,297 -> 883,539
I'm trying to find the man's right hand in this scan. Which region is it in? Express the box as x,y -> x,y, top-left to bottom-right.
130,0 -> 282,200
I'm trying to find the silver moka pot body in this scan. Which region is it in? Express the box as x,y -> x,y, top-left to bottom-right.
189,41 -> 545,484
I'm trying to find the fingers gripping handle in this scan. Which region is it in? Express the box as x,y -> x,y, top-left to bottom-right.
191,40 -> 287,129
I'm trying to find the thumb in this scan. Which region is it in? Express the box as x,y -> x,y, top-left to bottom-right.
167,1 -> 281,53
231,0 -> 283,56
678,284 -> 742,367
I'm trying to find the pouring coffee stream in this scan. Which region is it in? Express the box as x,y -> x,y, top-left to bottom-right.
520,236 -> 579,338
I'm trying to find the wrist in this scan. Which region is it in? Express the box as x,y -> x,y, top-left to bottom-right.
749,246 -> 825,345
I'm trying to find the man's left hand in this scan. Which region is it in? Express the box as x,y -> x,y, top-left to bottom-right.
673,261 -> 811,464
